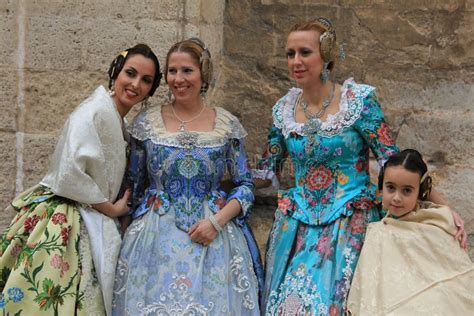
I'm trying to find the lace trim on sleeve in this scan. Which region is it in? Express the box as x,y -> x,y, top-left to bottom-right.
251,169 -> 280,189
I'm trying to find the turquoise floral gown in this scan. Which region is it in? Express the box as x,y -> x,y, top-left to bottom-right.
112,106 -> 262,315
256,78 -> 399,315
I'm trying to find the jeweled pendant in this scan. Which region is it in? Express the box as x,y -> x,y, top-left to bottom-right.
176,130 -> 198,149
301,119 -> 321,135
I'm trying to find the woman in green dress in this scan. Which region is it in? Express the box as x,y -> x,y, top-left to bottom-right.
0,44 -> 161,315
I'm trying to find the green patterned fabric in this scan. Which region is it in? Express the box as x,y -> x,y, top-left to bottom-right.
0,185 -> 105,315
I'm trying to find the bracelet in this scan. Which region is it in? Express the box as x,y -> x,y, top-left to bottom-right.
208,214 -> 223,233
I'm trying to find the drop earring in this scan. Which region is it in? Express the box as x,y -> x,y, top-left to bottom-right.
320,62 -> 330,82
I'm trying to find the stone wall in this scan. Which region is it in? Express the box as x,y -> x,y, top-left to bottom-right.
0,0 -> 473,258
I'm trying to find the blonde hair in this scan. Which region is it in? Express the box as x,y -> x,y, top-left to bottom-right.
164,38 -> 213,93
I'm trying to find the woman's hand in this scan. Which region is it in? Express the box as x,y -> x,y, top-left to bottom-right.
451,209 -> 467,249
113,189 -> 132,217
188,219 -> 218,246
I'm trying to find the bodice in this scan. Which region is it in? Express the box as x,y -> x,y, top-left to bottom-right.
126,106 -> 254,231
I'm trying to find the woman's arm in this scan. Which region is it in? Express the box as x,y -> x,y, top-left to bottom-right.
91,189 -> 131,217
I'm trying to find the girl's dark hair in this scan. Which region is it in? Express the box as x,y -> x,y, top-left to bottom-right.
378,149 -> 432,200
108,43 -> 162,96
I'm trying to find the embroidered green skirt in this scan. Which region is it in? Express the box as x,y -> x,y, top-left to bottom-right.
0,185 -> 105,315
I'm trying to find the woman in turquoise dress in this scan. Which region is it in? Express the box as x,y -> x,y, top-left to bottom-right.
255,18 -> 462,315
112,38 -> 261,315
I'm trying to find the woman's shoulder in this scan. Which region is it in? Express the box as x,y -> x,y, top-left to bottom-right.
69,86 -> 119,128
214,106 -> 247,140
272,88 -> 301,129
340,78 -> 376,104
127,104 -> 165,141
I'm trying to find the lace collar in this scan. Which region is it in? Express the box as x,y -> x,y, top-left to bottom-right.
128,105 -> 247,148
274,78 -> 375,138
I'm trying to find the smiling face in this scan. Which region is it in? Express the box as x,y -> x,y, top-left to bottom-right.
166,51 -> 202,103
382,165 -> 421,217
286,30 -> 324,88
112,54 -> 156,117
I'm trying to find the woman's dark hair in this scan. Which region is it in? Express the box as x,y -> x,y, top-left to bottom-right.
108,43 -> 162,96
378,149 -> 432,200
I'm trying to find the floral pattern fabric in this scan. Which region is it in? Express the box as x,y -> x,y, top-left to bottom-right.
258,78 -> 399,315
112,106 -> 261,315
0,186 -> 104,315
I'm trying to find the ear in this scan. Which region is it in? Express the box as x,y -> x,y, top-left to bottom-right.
419,175 -> 433,200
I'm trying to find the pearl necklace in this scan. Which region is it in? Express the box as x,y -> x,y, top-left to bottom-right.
300,81 -> 335,120
171,102 -> 206,133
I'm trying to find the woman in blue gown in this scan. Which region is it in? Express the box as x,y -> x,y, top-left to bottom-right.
112,38 -> 261,315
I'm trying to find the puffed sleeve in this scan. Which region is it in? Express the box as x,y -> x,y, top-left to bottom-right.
125,137 -> 149,217
226,136 -> 255,218
353,91 -> 399,165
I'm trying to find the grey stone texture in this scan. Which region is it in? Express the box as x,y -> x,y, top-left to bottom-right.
0,0 -> 473,261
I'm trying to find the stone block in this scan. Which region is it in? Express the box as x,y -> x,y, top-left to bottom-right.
185,0 -> 200,20
198,24 -> 224,55
0,3 -> 18,69
22,133 -> 57,189
453,11 -> 474,65
0,69 -> 18,132
23,71 -> 105,134
81,19 -> 178,72
183,23 -> 200,40
396,112 -> 474,166
24,0 -> 176,20
377,80 -> 474,113
468,0 -> 474,11
435,166 -> 474,256
201,0 -> 225,25
0,132 -> 17,230
25,10 -> 178,72
25,15 -> 88,70
340,0 -> 463,11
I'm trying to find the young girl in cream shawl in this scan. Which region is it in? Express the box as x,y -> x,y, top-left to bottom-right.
347,149 -> 473,315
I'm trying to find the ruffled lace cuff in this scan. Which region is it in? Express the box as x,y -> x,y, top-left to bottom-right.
252,169 -> 280,189
227,186 -> 254,218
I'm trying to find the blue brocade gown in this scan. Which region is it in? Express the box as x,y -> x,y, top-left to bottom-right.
112,106 -> 262,315
257,78 -> 399,315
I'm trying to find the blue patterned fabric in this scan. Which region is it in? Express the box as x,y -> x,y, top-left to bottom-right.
258,79 -> 399,315
112,106 -> 261,315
